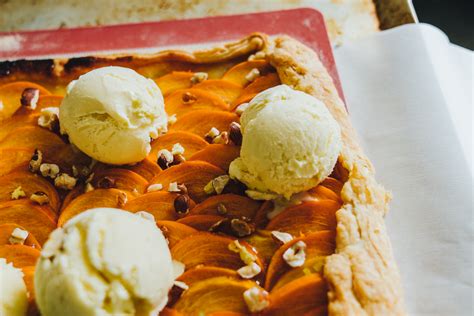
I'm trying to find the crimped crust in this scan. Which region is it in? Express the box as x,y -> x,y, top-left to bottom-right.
0,33 -> 404,315
264,36 -> 405,315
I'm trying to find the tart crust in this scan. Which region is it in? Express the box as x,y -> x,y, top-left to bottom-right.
0,33 -> 404,315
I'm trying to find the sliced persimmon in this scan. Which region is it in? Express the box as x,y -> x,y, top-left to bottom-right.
0,115 -> 38,142
189,144 -> 240,171
92,168 -> 148,194
125,157 -> 161,181
177,266 -> 239,286
165,88 -> 229,118
177,215 -> 225,231
254,201 -> 272,228
156,220 -> 197,248
155,71 -> 194,96
264,274 -> 328,316
0,170 -> 60,214
320,177 -> 344,195
0,81 -> 51,121
124,191 -> 196,221
171,232 -> 261,270
15,95 -> 63,116
265,231 -> 335,290
0,200 -> 56,245
0,148 -> 33,176
190,194 -> 261,220
0,223 -> 41,249
150,131 -> 208,161
208,312 -> 247,316
231,93 -> 257,109
308,185 -> 342,203
242,230 -> 278,265
60,185 -> 84,212
150,161 -> 225,203
172,276 -> 258,315
170,110 -> 239,138
265,200 -> 340,236
160,308 -> 183,316
231,73 -> 280,109
58,189 -> 133,226
0,244 -> 41,268
222,60 -> 273,87
0,126 -> 65,156
193,80 -> 243,105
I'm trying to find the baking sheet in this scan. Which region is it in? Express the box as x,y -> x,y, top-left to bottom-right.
334,23 -> 473,315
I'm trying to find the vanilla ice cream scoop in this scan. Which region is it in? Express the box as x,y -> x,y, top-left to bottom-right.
229,85 -> 342,199
35,208 -> 181,316
0,259 -> 28,316
60,66 -> 167,165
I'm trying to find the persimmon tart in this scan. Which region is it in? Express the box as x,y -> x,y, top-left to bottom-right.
0,34 -> 404,315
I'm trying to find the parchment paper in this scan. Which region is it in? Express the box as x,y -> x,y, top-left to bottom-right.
334,23 -> 473,315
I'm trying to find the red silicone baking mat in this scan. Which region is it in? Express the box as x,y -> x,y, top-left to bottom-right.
0,8 -> 343,100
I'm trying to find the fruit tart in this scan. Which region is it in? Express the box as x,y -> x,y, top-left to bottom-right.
0,34 -> 404,315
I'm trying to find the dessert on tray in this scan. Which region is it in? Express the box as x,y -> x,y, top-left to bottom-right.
0,34 -> 404,315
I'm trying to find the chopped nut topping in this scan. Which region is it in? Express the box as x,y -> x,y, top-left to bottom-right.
217,203 -> 227,215
228,240 -> 257,265
54,173 -> 77,190
157,149 -> 174,170
29,149 -> 43,172
176,183 -> 188,194
37,107 -> 59,132
235,102 -> 250,115
40,163 -> 60,179
190,72 -> 208,84
11,186 -> 26,200
245,190 -> 278,201
210,217 -> 254,238
72,165 -> 79,177
237,262 -> 261,279
84,183 -> 94,192
20,88 -> 40,109
147,183 -> 163,192
230,218 -> 254,237
271,231 -> 293,245
174,194 -> 190,214
9,228 -> 29,245
168,182 -> 181,192
229,122 -> 242,145
182,91 -> 197,104
41,228 -> 64,259
283,241 -> 307,268
168,114 -> 177,125
117,192 -> 128,207
30,191 -> 50,205
243,287 -> 270,313
213,175 -> 230,194
171,154 -> 186,166
85,172 -> 95,184
245,68 -> 260,83
135,211 -> 155,222
173,280 -> 189,291
204,175 -> 231,195
212,131 -> 229,145
96,176 -> 116,189
248,51 -> 266,61
204,127 -> 220,143
171,143 -> 185,155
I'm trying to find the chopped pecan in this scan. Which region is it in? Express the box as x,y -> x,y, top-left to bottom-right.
174,194 -> 190,214
229,122 -> 242,145
29,149 -> 43,172
30,191 -> 50,205
20,88 -> 40,109
54,173 -> 77,190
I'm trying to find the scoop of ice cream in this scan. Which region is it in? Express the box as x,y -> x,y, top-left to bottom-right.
229,85 -> 342,199
0,259 -> 28,316
35,208 -> 179,316
60,66 -> 167,165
